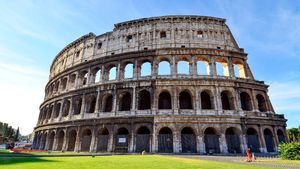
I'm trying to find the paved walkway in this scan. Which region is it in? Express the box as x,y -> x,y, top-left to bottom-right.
176,155 -> 300,169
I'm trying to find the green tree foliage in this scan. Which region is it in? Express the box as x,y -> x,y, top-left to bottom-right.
279,142 -> 300,160
287,126 -> 300,142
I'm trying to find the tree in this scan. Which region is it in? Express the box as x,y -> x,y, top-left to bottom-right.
287,126 -> 300,142
14,127 -> 20,142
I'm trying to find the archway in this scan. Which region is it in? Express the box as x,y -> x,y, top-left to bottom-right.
119,92 -> 131,111
115,128 -> 129,152
204,127 -> 220,154
67,130 -> 77,151
48,132 -> 55,151
179,91 -> 193,109
136,126 -> 150,152
103,94 -> 113,112
158,127 -> 173,153
97,128 -> 109,152
246,128 -> 260,152
264,128 -> 275,152
277,129 -> 286,143
81,129 -> 92,152
225,128 -> 241,153
138,90 -> 151,110
240,92 -> 252,111
158,91 -> 172,109
221,91 -> 233,110
181,127 -> 197,153
56,130 -> 65,151
201,91 -> 213,109
257,94 -> 267,112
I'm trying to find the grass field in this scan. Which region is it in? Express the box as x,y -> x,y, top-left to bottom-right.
0,150 -> 299,169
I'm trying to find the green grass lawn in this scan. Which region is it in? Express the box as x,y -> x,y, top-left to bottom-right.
0,154 -> 285,169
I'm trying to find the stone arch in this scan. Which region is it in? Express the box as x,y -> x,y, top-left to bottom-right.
124,62 -> 134,79
158,127 -> 173,153
215,58 -> 229,76
61,77 -> 68,91
136,126 -> 151,152
138,89 -> 151,110
201,90 -> 214,109
233,60 -> 246,78
54,102 -> 61,118
264,128 -> 275,152
91,67 -> 101,83
277,129 -> 286,143
48,131 -> 55,151
158,91 -> 172,109
62,99 -> 71,117
119,92 -> 131,111
69,73 -> 77,88
67,130 -> 77,151
73,96 -> 82,115
81,128 -> 92,152
140,61 -> 151,77
108,65 -> 117,80
196,57 -> 210,75
181,127 -> 197,153
204,127 -> 220,154
177,60 -> 190,75
102,93 -> 113,112
225,127 -> 241,153
221,90 -> 234,110
56,130 -> 65,151
79,70 -> 89,86
97,128 -> 109,152
246,128 -> 260,153
240,92 -> 252,111
86,95 -> 96,113
256,94 -> 267,112
179,90 -> 193,109
158,59 -> 171,75
115,127 -> 130,152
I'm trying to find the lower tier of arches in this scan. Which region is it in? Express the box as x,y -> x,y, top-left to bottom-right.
33,116 -> 287,154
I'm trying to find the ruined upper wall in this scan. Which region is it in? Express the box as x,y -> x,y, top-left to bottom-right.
50,15 -> 242,79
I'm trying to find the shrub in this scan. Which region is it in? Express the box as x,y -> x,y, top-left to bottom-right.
279,142 -> 300,160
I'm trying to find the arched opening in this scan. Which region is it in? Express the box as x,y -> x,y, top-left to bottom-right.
204,127 -> 220,154
233,62 -> 246,78
136,126 -> 151,152
138,90 -> 151,110
47,106 -> 53,119
124,63 -> 134,79
40,133 -> 47,150
86,96 -> 96,113
81,129 -> 92,152
197,60 -> 210,75
94,68 -> 101,83
115,128 -> 129,152
97,128 -> 109,152
181,127 -> 197,153
158,91 -> 172,109
158,60 -> 171,75
73,97 -> 82,115
264,128 -> 275,152
201,91 -> 213,109
246,128 -> 260,153
109,66 -> 117,80
48,132 -> 55,151
62,100 -> 70,117
67,130 -> 77,151
216,60 -> 229,76
256,94 -> 267,112
158,127 -> 173,153
240,92 -> 252,111
179,91 -> 193,109
177,60 -> 189,75
225,128 -> 241,153
56,130 -> 65,151
103,94 -> 113,112
221,91 -> 234,110
54,103 -> 61,118
54,82 -> 60,93
277,129 -> 286,143
141,61 -> 151,76
80,71 -> 88,85
69,74 -> 76,88
119,92 -> 131,111
61,78 -> 68,90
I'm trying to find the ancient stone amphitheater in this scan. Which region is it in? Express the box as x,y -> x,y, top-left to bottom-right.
33,15 -> 287,154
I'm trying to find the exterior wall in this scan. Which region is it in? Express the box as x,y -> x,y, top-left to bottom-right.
34,16 -> 287,154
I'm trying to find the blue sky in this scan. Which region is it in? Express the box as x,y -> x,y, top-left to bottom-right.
0,0 -> 299,135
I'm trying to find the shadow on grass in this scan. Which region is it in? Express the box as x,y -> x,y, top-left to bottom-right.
0,150 -> 57,166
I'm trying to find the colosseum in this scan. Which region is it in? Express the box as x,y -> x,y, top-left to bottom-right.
32,15 -> 287,154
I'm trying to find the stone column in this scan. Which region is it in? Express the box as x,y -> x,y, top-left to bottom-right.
199,135 -> 206,154
90,126 -> 97,152
74,127 -> 81,152
112,89 -> 117,114
151,132 -> 157,153
58,102 -> 64,121
133,59 -> 139,80
62,129 -> 68,151
129,129 -> 135,153
220,134 -> 228,153
215,86 -> 222,114
68,99 -> 73,120
101,65 -> 105,82
117,63 -> 121,81
228,57 -> 235,78
80,95 -> 86,118
131,86 -> 136,115
152,60 -> 157,78
258,126 -> 267,153
251,89 -> 259,112
95,89 -> 101,114
210,59 -> 217,78
173,86 -> 178,114
272,126 -> 279,152
171,56 -> 177,78
173,131 -> 180,153
108,132 -> 114,152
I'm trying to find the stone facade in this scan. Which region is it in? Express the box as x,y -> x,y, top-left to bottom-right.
33,15 -> 287,154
